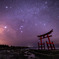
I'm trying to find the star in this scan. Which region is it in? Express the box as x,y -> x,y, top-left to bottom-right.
44,24 -> 46,26
19,27 -> 22,30
35,23 -> 37,26
21,30 -> 23,33
5,6 -> 8,9
22,19 -> 25,22
4,26 -> 7,29
20,26 -> 23,28
45,1 -> 48,4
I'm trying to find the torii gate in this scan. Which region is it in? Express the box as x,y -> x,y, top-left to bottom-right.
37,29 -> 55,50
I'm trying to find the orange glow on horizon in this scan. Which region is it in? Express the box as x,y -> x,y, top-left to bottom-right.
0,39 -> 5,44
0,28 -> 4,34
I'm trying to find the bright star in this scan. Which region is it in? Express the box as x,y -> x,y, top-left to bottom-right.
5,6 -> 8,8
4,26 -> 7,29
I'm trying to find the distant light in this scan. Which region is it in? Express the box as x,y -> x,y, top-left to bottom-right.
27,45 -> 33,47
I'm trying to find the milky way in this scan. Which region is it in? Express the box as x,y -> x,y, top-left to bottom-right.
0,0 -> 59,48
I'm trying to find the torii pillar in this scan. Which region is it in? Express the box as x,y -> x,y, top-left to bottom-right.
37,36 -> 45,50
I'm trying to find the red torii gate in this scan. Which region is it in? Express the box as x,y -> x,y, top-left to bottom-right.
37,29 -> 55,50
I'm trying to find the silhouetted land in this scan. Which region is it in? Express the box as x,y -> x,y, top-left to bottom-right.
0,44 -> 59,59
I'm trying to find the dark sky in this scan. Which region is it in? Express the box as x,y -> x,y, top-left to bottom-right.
0,0 -> 59,48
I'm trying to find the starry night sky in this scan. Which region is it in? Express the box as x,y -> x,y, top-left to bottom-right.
0,0 -> 59,48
